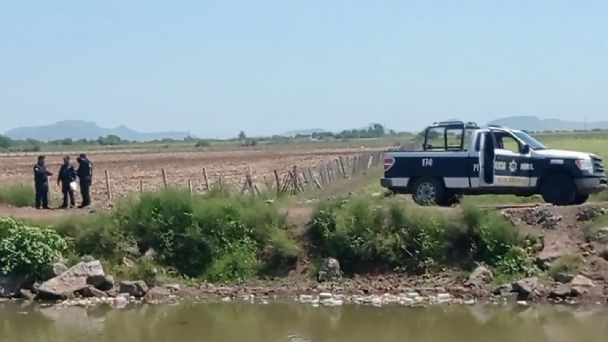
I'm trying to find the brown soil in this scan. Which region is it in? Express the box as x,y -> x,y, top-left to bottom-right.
0,145 -> 379,202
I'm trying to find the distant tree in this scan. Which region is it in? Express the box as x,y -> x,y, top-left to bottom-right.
97,134 -> 122,146
238,131 -> 247,140
241,138 -> 258,147
0,135 -> 12,149
195,139 -> 210,148
368,123 -> 386,137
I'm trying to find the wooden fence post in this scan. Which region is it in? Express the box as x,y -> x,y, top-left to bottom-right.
292,166 -> 299,193
188,179 -> 193,196
318,166 -> 326,186
104,170 -> 112,200
338,156 -> 347,178
202,167 -> 210,191
273,170 -> 281,196
161,169 -> 167,189
139,179 -> 143,193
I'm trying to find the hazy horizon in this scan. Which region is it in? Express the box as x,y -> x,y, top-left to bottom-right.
1,1 -> 607,138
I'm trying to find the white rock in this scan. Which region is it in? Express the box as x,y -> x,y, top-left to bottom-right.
299,295 -> 313,302
319,292 -> 333,300
437,293 -> 452,301
406,292 -> 420,299
371,297 -> 383,307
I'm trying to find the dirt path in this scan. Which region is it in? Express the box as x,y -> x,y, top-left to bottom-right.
0,204 -> 98,221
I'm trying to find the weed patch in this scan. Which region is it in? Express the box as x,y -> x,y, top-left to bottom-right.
0,184 -> 35,207
311,197 -> 539,279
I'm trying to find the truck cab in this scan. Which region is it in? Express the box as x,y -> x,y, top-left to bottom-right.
381,121 -> 607,206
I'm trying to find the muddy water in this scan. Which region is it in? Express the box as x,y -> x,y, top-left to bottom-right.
1,302 -> 608,342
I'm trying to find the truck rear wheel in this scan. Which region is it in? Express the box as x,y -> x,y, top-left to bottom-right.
412,178 -> 447,206
540,174 -> 576,206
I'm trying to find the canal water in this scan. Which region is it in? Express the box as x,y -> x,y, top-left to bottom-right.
1,302 -> 608,342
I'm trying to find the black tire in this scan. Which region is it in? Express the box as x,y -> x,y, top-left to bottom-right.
573,193 -> 589,205
411,178 -> 447,206
540,173 -> 577,206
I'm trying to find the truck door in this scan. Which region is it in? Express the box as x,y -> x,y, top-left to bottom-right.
491,130 -> 533,187
478,131 -> 495,186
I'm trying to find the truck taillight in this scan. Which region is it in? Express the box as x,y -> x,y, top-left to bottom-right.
383,156 -> 395,171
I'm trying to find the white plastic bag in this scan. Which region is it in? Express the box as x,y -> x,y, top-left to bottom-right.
69,181 -> 78,191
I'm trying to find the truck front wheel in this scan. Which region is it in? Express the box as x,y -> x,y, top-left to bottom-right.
411,178 -> 447,206
540,174 -> 577,206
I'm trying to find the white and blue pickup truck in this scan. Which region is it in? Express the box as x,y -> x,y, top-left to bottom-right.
381,121 -> 607,206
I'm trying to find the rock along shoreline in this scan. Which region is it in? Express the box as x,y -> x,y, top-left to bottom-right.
2,261 -> 608,309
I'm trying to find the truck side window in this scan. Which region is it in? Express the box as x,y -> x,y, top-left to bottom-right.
446,128 -> 464,150
425,127 -> 445,150
496,132 -> 522,153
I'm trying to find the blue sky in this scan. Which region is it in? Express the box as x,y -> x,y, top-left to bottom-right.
1,0 -> 606,138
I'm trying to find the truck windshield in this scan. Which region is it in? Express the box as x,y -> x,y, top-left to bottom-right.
512,131 -> 547,150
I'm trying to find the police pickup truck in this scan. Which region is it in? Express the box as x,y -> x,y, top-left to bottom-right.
381,121 -> 607,206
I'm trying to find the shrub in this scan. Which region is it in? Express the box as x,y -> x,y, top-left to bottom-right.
311,197 -> 456,273
494,247 -> 539,282
311,196 -> 538,276
206,238 -> 260,282
0,217 -> 69,279
0,184 -> 35,207
113,190 -> 298,279
461,205 -> 530,266
195,140 -> 211,148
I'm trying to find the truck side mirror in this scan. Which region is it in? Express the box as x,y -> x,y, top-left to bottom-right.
521,144 -> 530,154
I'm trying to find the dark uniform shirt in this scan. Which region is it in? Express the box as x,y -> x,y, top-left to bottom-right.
33,164 -> 50,186
77,158 -> 93,183
58,164 -> 77,184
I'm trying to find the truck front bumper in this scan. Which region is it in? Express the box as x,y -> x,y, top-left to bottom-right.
380,178 -> 391,188
575,176 -> 608,194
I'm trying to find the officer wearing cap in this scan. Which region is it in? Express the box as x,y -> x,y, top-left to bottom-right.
76,153 -> 93,208
33,155 -> 53,209
57,155 -> 77,208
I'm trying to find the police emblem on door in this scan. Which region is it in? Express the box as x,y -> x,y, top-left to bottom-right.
509,160 -> 518,173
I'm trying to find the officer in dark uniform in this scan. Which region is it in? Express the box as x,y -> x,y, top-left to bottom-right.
57,155 -> 77,209
33,155 -> 53,209
76,153 -> 93,208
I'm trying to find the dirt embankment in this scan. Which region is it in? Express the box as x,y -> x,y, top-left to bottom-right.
3,202 -> 608,308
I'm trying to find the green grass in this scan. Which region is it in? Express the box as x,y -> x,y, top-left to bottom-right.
0,184 -> 35,207
546,254 -> 584,279
582,213 -> 608,241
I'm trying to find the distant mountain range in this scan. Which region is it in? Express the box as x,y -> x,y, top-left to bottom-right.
487,116 -> 608,131
4,120 -> 190,142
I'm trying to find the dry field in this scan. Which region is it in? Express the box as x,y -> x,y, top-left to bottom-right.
0,144 -> 382,201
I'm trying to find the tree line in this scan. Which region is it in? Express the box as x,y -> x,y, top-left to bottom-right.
0,124 -> 396,152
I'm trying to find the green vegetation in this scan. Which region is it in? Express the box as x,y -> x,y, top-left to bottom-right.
48,190 -> 299,282
0,184 -> 35,207
582,213 -> 608,241
0,217 -> 69,280
310,196 -> 539,280
547,254 -> 584,279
